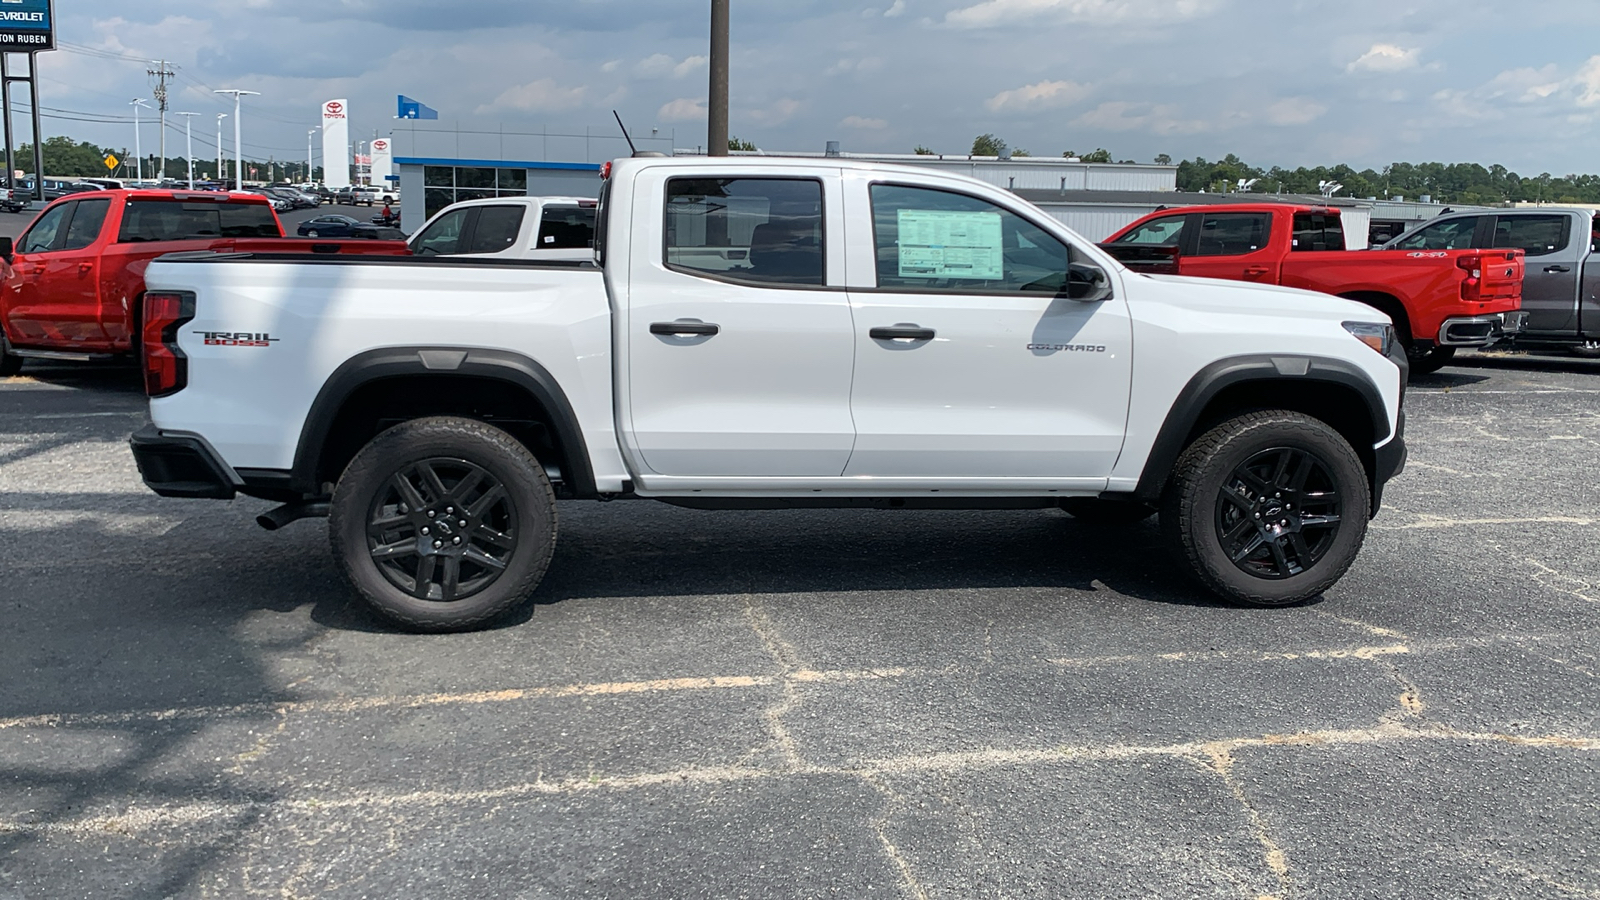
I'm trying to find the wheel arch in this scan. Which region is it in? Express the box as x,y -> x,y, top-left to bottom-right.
291,347 -> 597,500
1133,355 -> 1390,506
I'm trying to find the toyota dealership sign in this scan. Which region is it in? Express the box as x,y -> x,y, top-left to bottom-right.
321,98 -> 350,188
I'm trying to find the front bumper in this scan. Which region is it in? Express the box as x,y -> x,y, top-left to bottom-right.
129,425 -> 240,499
1372,410 -> 1407,514
1438,311 -> 1527,347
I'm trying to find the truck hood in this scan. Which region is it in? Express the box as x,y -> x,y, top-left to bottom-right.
1141,273 -> 1391,325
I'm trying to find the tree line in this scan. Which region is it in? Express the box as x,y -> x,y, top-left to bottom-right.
9,135 -> 320,182
931,134 -> 1600,204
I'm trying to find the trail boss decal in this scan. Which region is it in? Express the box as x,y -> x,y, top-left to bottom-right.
196,331 -> 280,348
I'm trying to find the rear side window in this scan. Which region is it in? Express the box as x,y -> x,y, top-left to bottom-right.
535,205 -> 595,250
412,207 -> 469,256
61,199 -> 110,251
666,177 -> 824,287
1116,215 -> 1186,246
1391,216 -> 1479,251
1292,213 -> 1345,252
117,200 -> 278,242
465,205 -> 525,254
1491,215 -> 1569,257
1194,213 -> 1270,256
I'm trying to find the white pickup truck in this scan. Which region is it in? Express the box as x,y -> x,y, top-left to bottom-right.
130,156 -> 1408,631
408,195 -> 596,262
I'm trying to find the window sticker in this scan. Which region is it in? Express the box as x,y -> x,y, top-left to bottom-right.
897,209 -> 1003,280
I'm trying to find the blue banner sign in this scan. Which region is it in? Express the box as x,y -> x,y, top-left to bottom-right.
0,0 -> 52,51
397,95 -> 438,120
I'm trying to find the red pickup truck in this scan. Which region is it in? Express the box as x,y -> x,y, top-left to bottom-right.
1102,203 -> 1525,373
0,190 -> 409,375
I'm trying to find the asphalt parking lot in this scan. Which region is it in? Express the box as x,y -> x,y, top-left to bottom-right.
1,352 -> 1597,898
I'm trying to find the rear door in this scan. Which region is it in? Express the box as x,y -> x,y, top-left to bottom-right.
622,168 -> 857,479
1487,213 -> 1580,334
1180,210 -> 1277,283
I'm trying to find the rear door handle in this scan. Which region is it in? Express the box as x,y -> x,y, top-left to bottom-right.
1545,265 -> 1572,273
650,320 -> 719,337
869,324 -> 936,342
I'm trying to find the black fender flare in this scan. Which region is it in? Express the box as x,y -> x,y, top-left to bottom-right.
1132,354 -> 1393,503
290,346 -> 597,498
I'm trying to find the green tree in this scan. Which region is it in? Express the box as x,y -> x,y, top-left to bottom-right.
1011,148 -> 1030,157
913,145 -> 935,155
970,133 -> 1006,156
1154,153 -> 1172,165
728,136 -> 757,152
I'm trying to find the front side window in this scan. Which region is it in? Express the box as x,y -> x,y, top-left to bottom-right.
1491,215 -> 1569,257
665,177 -> 823,286
535,205 -> 595,249
1194,213 -> 1271,257
465,206 -> 525,254
19,203 -> 67,253
870,183 -> 1074,294
1292,213 -> 1346,252
1392,216 -> 1480,251
412,207 -> 469,256
61,199 -> 111,251
1115,215 -> 1187,246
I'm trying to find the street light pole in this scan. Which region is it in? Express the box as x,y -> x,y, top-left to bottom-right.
708,0 -> 729,157
215,113 -> 227,184
307,126 -> 319,185
214,89 -> 259,190
129,99 -> 151,181
176,112 -> 198,189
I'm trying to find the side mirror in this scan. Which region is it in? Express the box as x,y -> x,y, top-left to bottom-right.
1066,262 -> 1112,302
0,236 -> 14,265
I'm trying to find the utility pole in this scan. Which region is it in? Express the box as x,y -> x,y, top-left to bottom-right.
176,111 -> 198,188
147,60 -> 175,181
214,89 -> 258,190
129,98 -> 150,182
708,0 -> 729,156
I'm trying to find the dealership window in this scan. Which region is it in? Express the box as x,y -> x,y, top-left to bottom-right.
423,166 -> 529,219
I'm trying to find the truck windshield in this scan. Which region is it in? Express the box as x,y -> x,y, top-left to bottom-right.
117,199 -> 279,243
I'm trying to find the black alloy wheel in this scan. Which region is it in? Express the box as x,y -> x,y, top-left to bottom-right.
1214,447 -> 1341,580
365,458 -> 519,603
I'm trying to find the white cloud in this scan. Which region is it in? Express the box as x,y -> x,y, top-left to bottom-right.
946,0 -> 1214,29
1347,43 -> 1420,73
658,97 -> 707,122
1264,98 -> 1327,126
840,115 -> 888,129
884,0 -> 907,16
1071,101 -> 1209,135
600,59 -> 621,73
479,78 -> 586,114
635,54 -> 708,79
984,79 -> 1090,113
749,98 -> 803,125
1572,56 -> 1600,106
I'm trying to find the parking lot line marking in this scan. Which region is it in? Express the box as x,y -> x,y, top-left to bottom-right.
3,724 -> 1594,839
1048,644 -> 1410,668
1374,514 -> 1595,530
1408,389 -> 1600,395
1196,745 -> 1292,898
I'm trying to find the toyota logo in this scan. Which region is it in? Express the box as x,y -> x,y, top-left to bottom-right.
373,140 -> 387,151
325,101 -> 343,115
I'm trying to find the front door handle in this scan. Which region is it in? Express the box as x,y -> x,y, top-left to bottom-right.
1245,265 -> 1270,276
869,324 -> 936,342
650,320 -> 719,337
78,262 -> 93,273
1545,265 -> 1572,273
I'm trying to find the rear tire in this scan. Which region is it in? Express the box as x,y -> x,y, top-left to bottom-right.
1571,340 -> 1600,359
1407,345 -> 1456,375
1160,410 -> 1369,608
329,416 -> 558,632
0,333 -> 21,376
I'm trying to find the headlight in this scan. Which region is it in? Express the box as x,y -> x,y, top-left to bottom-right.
1343,321 -> 1396,357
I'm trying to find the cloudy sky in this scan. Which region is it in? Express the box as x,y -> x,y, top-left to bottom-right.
39,0 -> 1600,174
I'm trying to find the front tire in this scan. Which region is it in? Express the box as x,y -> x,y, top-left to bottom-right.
329,416 -> 558,632
1161,411 -> 1369,607
1407,344 -> 1455,375
0,332 -> 21,376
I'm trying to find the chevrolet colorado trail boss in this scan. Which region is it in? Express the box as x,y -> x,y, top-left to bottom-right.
0,189 -> 409,375
1382,206 -> 1600,357
1102,203 -> 1525,375
130,157 -> 1408,631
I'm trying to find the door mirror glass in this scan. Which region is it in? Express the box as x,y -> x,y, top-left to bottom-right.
1066,263 -> 1112,302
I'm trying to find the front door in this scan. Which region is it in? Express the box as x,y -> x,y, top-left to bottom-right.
1488,213 -> 1582,335
842,180 -> 1132,480
4,200 -> 109,349
623,172 -> 856,479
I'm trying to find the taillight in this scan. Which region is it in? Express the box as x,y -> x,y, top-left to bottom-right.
1456,254 -> 1482,300
600,160 -> 612,180
142,291 -> 195,397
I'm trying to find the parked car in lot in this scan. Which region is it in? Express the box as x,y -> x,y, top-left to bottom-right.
130,156 -> 1407,631
1102,203 -> 1526,374
0,189 -> 411,375
407,195 -> 596,260
1382,207 -> 1600,357
335,186 -> 377,206
298,214 -> 382,239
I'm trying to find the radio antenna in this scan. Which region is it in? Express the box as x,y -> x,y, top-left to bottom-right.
612,110 -> 637,155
